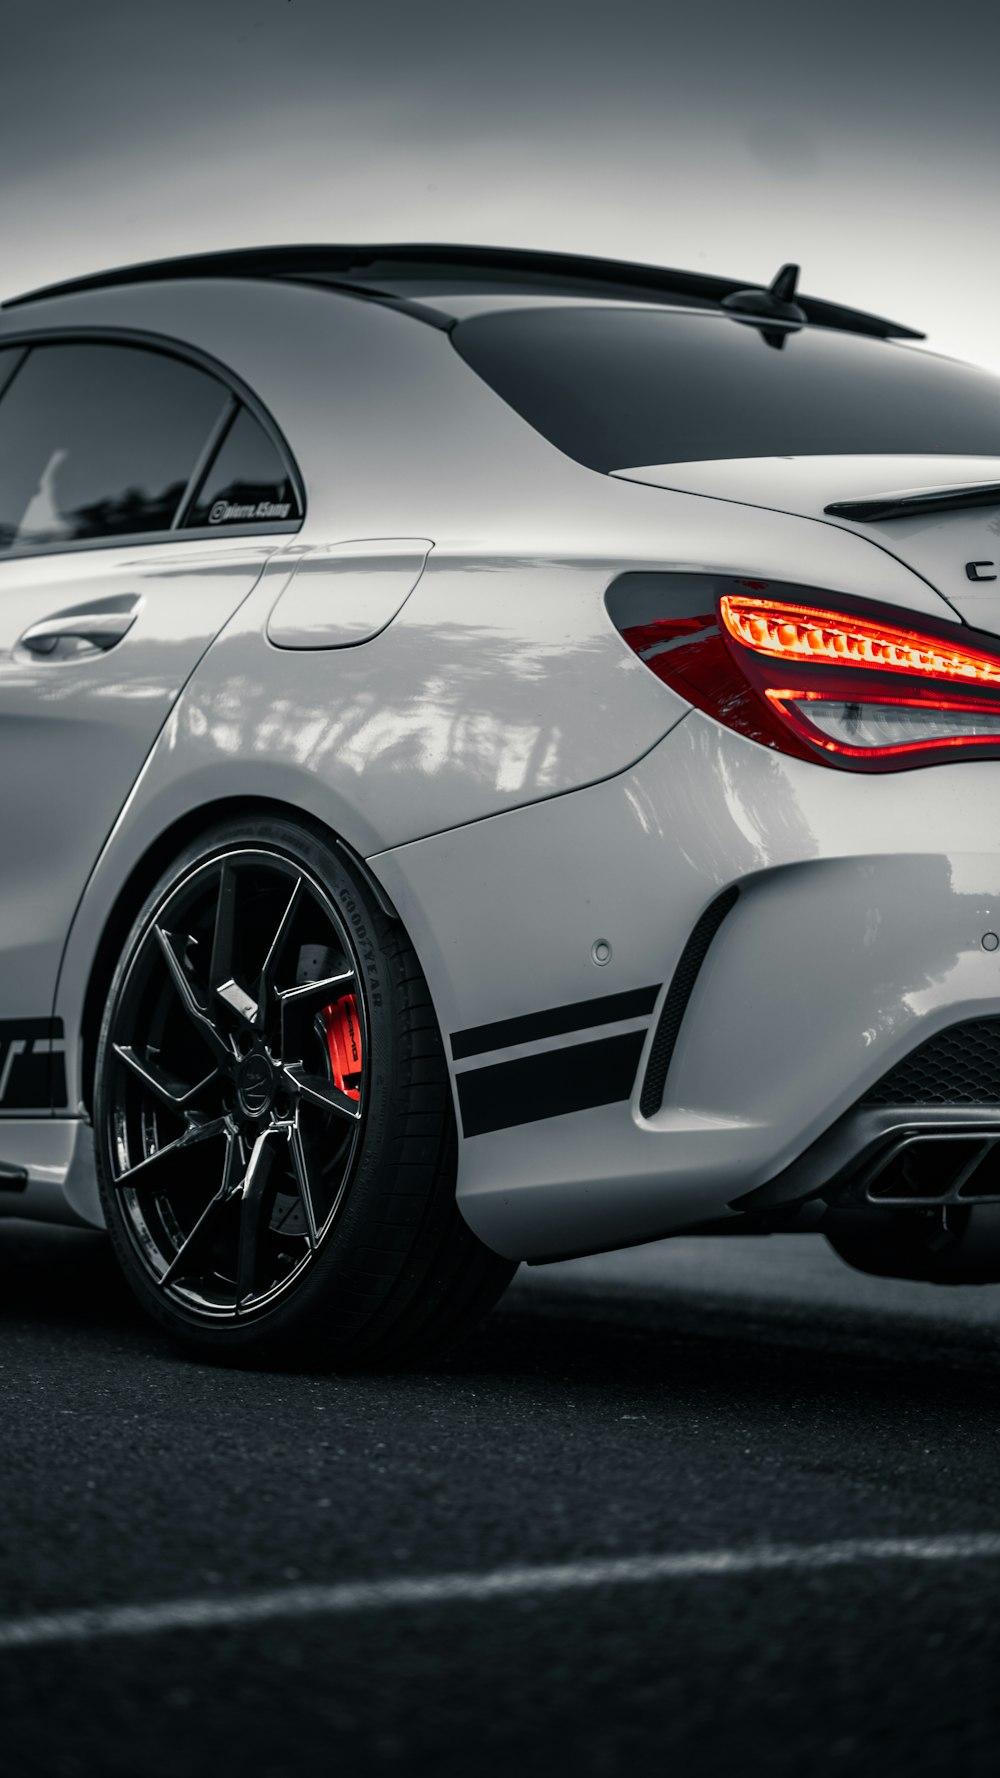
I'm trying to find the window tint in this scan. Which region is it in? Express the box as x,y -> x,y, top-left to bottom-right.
453,306 -> 1000,471
0,342 -> 227,551
185,405 -> 300,529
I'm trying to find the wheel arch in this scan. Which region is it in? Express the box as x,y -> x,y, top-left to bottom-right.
75,795 -> 398,1116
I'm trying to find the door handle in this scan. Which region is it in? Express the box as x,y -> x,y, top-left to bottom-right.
17,597 -> 140,659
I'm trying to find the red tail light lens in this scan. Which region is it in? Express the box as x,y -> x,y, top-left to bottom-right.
615,578 -> 1000,771
719,594 -> 1000,688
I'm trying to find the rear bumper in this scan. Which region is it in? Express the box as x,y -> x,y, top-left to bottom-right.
372,711 -> 1000,1259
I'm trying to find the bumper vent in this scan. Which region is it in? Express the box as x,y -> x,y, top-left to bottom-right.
639,885 -> 739,1118
862,1018 -> 1000,1106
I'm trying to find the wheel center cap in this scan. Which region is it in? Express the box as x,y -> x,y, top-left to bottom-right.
236,1052 -> 276,1120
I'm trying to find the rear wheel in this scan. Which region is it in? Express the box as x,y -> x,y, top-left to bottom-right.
94,815 -> 516,1365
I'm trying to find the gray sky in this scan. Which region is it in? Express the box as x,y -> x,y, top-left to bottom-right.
3,0 -> 1000,371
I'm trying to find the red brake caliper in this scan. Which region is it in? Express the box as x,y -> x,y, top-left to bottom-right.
321,995 -> 363,1101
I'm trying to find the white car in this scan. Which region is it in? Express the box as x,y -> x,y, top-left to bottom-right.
3,243 -> 1000,1364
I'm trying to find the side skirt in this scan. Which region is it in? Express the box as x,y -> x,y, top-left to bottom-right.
0,1120 -> 103,1229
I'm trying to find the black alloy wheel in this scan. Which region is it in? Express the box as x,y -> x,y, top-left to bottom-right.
94,816 -> 516,1365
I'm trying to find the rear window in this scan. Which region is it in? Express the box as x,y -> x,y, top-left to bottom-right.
184,405 -> 298,530
453,306 -> 1000,472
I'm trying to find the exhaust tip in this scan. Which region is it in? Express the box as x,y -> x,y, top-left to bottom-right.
865,1131 -> 1000,1207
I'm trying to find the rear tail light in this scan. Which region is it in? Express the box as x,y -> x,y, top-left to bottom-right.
612,577 -> 1000,771
718,594 -> 1000,686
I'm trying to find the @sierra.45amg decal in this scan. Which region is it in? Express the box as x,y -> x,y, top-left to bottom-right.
0,1019 -> 65,1111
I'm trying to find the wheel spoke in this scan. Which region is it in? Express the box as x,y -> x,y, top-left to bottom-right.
287,1123 -> 319,1249
255,876 -> 304,1025
206,862 -> 264,1029
283,1064 -> 362,1122
154,926 -> 230,1064
278,972 -> 356,1061
216,978 -> 259,1026
209,862 -> 238,991
236,1128 -> 282,1308
112,1044 -> 219,1111
114,1116 -> 230,1188
277,971 -> 355,1009
159,1130 -> 244,1288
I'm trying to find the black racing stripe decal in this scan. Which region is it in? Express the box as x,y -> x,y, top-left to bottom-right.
457,1031 -> 647,1138
0,1018 -> 66,1111
451,985 -> 660,1062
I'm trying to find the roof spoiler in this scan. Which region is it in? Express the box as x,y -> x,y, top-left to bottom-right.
3,243 -> 926,343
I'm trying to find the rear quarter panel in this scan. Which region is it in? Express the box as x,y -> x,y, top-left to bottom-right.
40,280 -> 965,1210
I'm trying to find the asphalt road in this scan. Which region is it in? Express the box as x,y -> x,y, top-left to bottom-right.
3,1219 -> 1000,1778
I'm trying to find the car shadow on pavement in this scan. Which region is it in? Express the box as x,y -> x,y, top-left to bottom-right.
0,1219 -> 143,1331
450,1268 -> 1000,1436
4,1220 -> 1000,1426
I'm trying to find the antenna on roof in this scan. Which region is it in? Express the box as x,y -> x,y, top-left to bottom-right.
721,263 -> 807,326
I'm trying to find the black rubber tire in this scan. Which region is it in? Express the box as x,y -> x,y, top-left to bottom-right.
93,814 -> 517,1367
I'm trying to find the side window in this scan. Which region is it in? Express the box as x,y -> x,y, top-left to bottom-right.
183,404 -> 302,530
0,343 -> 226,552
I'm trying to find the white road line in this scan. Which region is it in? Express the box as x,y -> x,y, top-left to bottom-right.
2,1534 -> 999,1651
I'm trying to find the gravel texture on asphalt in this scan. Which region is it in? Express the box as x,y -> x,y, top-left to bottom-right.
2,1220 -> 999,1777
